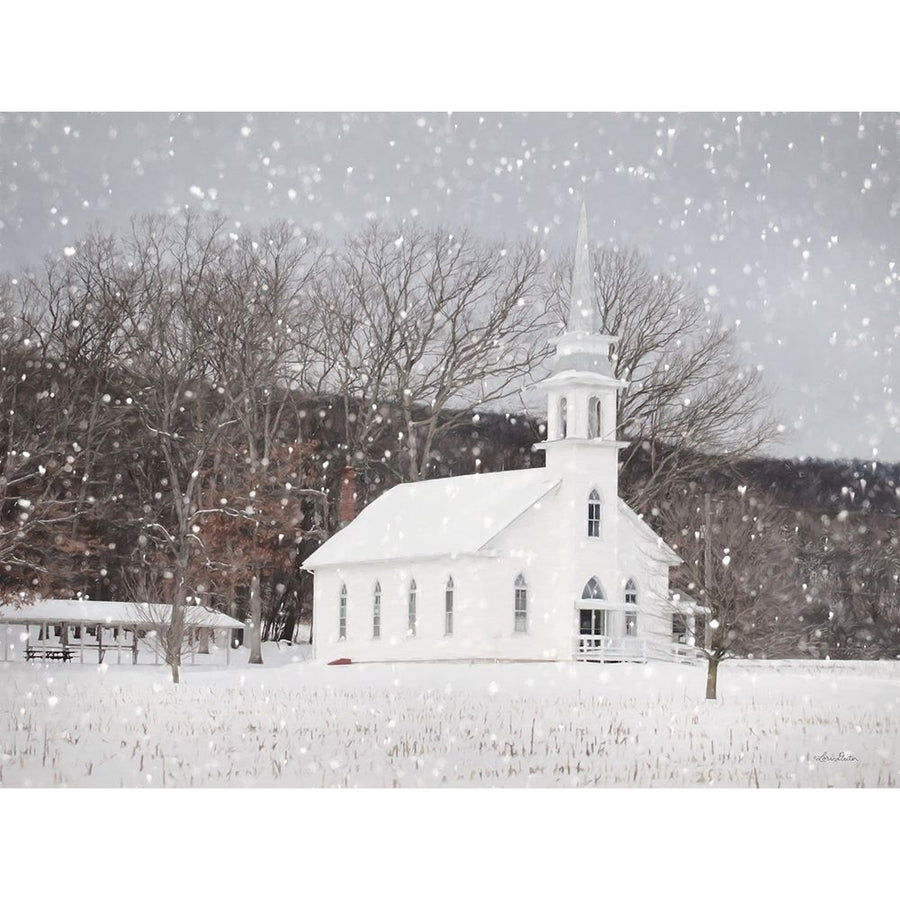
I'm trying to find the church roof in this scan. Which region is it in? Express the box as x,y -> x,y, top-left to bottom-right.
304,468 -> 561,568
618,501 -> 682,565
551,351 -> 616,377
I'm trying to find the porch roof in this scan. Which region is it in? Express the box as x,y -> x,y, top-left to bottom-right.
669,590 -> 709,616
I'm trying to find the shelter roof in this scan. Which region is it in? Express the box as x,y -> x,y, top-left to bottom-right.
0,599 -> 244,629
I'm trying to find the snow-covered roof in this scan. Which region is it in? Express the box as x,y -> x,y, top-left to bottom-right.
0,599 -> 244,629
669,590 -> 709,616
617,500 -> 682,565
304,468 -> 561,568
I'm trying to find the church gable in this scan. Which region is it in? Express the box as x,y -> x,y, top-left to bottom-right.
478,478 -> 562,559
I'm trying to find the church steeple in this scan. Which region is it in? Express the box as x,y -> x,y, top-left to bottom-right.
567,202 -> 597,333
537,205 -> 628,445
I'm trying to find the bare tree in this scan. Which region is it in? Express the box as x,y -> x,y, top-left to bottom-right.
657,485 -> 805,699
800,512 -> 900,659
113,212 -> 240,683
310,251 -> 401,495
204,222 -> 323,464
121,565 -> 190,665
0,268 -> 114,598
315,224 -> 552,485
199,222 -> 323,662
30,232 -> 143,538
547,246 -> 778,508
192,440 -> 325,663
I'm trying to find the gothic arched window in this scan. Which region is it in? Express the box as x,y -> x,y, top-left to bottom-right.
559,397 -> 568,439
338,583 -> 347,640
514,574 -> 527,633
588,489 -> 601,537
373,581 -> 381,639
588,396 -> 602,439
625,578 -> 638,636
444,576 -> 454,636
408,579 -> 417,637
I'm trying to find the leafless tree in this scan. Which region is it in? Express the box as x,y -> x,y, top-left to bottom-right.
29,232 -> 143,537
657,485 -> 805,699
121,565 -> 191,665
315,223 -> 552,485
547,246 -> 779,508
0,266 -> 116,597
192,439 -> 326,665
204,222 -> 323,462
200,222 -> 323,662
800,512 -> 900,659
111,212 -> 241,683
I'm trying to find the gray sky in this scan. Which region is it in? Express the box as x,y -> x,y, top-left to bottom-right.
0,111 -> 897,462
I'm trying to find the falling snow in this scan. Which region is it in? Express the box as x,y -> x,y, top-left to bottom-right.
0,112 -> 897,461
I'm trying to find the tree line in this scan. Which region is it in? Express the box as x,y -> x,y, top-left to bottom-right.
3,211 -> 891,684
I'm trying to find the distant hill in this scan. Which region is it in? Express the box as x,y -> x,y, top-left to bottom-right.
733,456 -> 900,517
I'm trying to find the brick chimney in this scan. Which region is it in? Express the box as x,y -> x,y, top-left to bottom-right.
339,466 -> 358,528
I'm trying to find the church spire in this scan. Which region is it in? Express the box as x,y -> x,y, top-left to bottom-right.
535,203 -> 628,447
567,202 -> 596,333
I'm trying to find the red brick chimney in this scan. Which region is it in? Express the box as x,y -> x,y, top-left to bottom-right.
339,466 -> 357,528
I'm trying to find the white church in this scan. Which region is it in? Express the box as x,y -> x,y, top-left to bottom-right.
304,208 -> 702,664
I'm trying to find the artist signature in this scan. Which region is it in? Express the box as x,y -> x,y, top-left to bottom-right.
813,752 -> 858,762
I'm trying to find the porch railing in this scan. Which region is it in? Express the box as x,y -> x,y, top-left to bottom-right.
574,635 -> 703,664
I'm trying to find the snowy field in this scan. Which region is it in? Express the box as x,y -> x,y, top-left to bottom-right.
1,642 -> 898,788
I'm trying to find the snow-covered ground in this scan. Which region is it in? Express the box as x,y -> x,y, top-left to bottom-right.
1,643 -> 897,788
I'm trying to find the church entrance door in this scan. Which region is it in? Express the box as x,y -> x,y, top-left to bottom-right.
579,608 -> 607,651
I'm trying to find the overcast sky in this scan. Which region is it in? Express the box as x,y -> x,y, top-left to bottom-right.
0,110 -> 897,463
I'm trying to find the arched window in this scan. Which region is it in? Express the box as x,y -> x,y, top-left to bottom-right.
338,583 -> 347,640
624,578 -> 638,636
514,574 -> 527,633
408,579 -> 417,637
444,576 -> 454,636
587,489 -> 601,537
588,396 -> 601,439
582,576 -> 605,600
559,397 -> 568,438
373,581 -> 381,639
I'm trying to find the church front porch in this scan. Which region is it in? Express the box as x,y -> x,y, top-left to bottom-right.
574,635 -> 703,664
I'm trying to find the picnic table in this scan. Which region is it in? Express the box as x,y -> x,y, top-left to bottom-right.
25,646 -> 74,661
